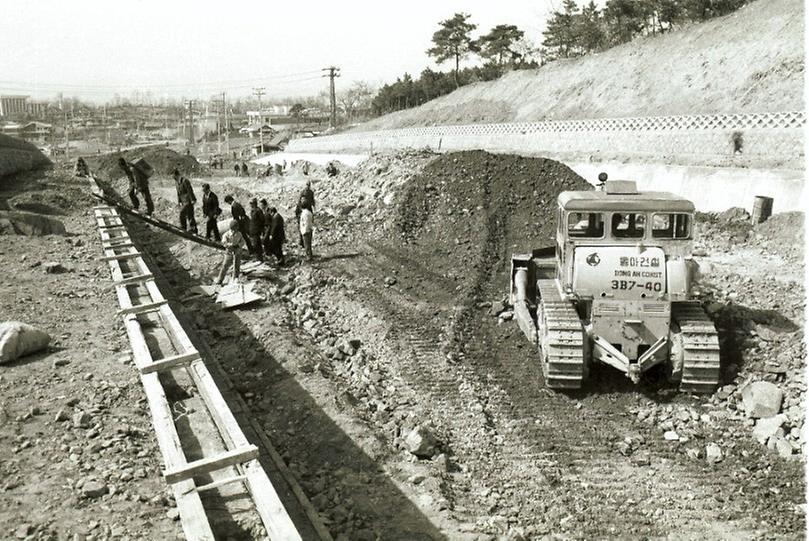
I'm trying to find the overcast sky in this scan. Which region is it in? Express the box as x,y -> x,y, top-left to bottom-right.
0,0 -> 561,103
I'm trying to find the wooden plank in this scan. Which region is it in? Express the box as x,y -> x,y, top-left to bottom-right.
117,300 -> 168,317
113,273 -> 155,286
183,475 -> 248,496
140,373 -> 215,541
101,251 -> 142,262
140,350 -> 201,375
102,241 -> 135,250
163,445 -> 260,484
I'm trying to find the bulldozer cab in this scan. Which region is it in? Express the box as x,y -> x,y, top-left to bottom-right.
555,180 -> 696,301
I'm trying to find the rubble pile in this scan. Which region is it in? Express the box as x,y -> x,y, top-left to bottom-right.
89,147 -> 201,181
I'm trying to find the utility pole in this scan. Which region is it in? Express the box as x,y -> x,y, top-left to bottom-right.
186,100 -> 195,146
253,87 -> 265,154
222,92 -> 229,155
322,66 -> 340,129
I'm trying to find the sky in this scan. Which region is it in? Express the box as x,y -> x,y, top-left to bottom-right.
0,0 -> 561,104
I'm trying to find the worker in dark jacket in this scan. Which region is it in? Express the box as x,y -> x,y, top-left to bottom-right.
173,169 -> 198,234
259,199 -> 272,252
299,179 -> 315,210
201,183 -> 221,241
119,157 -> 154,215
266,206 -> 286,266
223,195 -> 253,253
248,198 -> 265,260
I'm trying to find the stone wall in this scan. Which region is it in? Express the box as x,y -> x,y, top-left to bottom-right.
289,111 -> 805,170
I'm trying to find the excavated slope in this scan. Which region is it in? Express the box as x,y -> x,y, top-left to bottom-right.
358,0 -> 803,130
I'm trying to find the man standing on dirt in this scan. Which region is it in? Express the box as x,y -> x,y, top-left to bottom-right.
223,195 -> 253,253
248,198 -> 265,261
266,206 -> 286,266
201,183 -> 221,242
259,199 -> 272,252
173,169 -> 198,234
215,220 -> 244,286
241,162 -> 249,177
234,163 -> 241,177
299,200 -> 314,261
118,157 -> 154,216
299,179 -> 315,211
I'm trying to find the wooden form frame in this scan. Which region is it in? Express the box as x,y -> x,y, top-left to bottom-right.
92,206 -> 302,541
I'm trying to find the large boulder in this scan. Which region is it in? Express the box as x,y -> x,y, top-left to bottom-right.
405,425 -> 440,458
0,321 -> 51,364
0,210 -> 67,236
741,381 -> 784,418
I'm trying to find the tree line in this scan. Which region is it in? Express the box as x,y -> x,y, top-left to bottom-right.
542,0 -> 750,60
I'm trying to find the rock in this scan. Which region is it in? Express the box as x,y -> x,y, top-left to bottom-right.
14,524 -> 33,539
82,480 -> 108,498
73,411 -> 92,429
43,261 -> 68,274
54,409 -> 69,422
752,414 -> 787,444
705,443 -> 723,464
489,301 -> 505,316
280,283 -> 296,295
384,276 -> 397,286
741,381 -> 783,418
0,211 -> 67,236
663,430 -> 680,441
167,508 -> 180,521
52,358 -> 70,368
0,321 -> 51,364
405,425 -> 439,458
770,436 -> 794,458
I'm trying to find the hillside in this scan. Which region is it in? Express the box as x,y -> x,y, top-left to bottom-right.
356,0 -> 803,131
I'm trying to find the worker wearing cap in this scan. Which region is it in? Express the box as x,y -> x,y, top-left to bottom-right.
173,169 -> 198,234
266,206 -> 286,266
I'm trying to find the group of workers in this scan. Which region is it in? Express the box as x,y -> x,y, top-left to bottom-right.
115,155 -> 316,286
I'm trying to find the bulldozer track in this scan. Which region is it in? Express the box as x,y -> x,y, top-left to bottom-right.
537,279 -> 586,390
673,303 -> 721,394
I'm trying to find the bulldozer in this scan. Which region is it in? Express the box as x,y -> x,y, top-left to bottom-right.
509,174 -> 720,393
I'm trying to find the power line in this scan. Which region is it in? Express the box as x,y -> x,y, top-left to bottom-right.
0,70 -> 323,90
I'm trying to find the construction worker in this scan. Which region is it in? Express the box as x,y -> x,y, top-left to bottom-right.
299,179 -> 315,210
234,163 -> 240,177
173,169 -> 198,234
74,157 -> 88,177
241,162 -> 248,177
266,206 -> 286,266
299,200 -> 314,261
119,157 -> 154,216
248,198 -> 265,261
201,183 -> 221,241
326,162 -> 338,177
259,199 -> 272,251
216,220 -> 243,285
223,195 -> 253,253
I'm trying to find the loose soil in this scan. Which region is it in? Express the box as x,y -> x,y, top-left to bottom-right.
1,149 -> 804,540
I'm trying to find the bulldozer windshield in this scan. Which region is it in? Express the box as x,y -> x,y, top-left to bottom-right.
611,212 -> 646,238
567,212 -> 605,238
652,213 -> 691,239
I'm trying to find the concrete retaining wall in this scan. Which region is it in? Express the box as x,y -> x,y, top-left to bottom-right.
287,111 -> 805,212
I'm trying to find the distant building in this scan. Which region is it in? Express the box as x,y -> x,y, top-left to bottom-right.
20,121 -> 53,140
0,95 -> 29,119
26,101 -> 48,118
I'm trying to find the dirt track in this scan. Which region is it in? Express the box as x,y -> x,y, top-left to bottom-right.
0,150 -> 804,539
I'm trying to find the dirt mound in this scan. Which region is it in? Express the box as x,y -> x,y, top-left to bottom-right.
387,150 -> 591,301
88,146 -> 201,182
751,211 -> 804,263
0,134 -> 51,178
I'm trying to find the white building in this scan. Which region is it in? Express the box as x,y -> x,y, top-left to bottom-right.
0,95 -> 29,118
